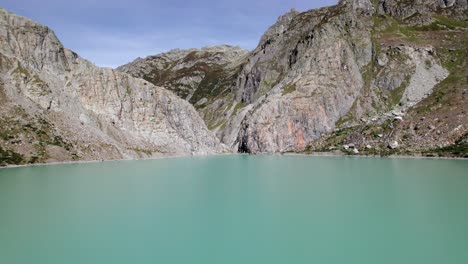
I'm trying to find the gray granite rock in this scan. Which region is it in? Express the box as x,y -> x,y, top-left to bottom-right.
117,0 -> 466,155
0,8 -> 225,163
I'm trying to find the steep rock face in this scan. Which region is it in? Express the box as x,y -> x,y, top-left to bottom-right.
231,3 -> 374,153
308,2 -> 467,156
119,3 -> 376,154
118,46 -> 249,138
119,0 -> 467,156
229,0 -> 465,155
0,9 -> 224,165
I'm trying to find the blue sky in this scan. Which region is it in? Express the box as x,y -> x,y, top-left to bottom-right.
2,0 -> 337,68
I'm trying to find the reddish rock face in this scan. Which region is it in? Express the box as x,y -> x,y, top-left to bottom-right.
118,0 -> 466,156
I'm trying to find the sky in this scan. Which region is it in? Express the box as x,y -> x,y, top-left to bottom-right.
2,0 -> 337,68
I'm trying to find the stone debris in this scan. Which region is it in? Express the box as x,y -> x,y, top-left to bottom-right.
389,141 -> 399,149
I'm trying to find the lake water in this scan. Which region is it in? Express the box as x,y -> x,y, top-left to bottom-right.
0,155 -> 467,264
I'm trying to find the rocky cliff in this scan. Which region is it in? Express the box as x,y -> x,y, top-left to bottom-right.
0,8 -> 225,166
1,0 -> 467,166
120,0 -> 467,157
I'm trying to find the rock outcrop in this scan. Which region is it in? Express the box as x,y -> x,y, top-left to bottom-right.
119,0 -> 467,157
231,3 -> 374,153
2,0 -> 467,165
0,8 -> 224,166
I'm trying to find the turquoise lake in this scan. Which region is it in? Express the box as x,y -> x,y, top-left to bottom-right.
0,155 -> 467,264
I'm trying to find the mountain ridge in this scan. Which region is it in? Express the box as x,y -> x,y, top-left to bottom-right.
1,0 -> 467,166
0,7 -> 225,166
120,0 -> 467,157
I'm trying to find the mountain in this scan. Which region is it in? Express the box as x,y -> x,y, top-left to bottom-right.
0,8 -> 225,166
117,46 -> 248,103
1,0 -> 467,166
120,0 -> 467,157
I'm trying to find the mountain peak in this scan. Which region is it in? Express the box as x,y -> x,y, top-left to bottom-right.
0,8 -> 225,165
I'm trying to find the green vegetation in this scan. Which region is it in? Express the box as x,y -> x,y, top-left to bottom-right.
303,117 -> 411,157
321,127 -> 356,146
439,46 -> 467,72
32,75 -> 44,84
232,102 -> 246,116
0,146 -> 25,166
423,134 -> 468,158
0,131 -> 15,141
282,83 -> 297,96
0,107 -> 76,165
389,75 -> 411,106
374,13 -> 467,45
373,14 -> 466,44
370,0 -> 379,9
30,75 -> 52,96
336,32 -> 413,126
12,64 -> 28,76
129,147 -> 160,157
254,80 -> 276,100
417,74 -> 460,115
411,33 -> 466,115
335,105 -> 358,127
433,15 -> 468,30
208,120 -> 227,130
125,84 -> 132,96
305,10 -> 466,157
189,67 -> 237,105
391,16 -> 467,39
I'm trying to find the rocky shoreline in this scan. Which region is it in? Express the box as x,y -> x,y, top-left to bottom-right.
2,152 -> 466,170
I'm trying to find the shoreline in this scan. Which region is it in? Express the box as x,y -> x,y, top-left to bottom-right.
0,153 -> 198,170
1,152 -> 466,170
283,152 -> 468,160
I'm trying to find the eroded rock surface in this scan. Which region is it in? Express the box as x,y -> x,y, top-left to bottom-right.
3,0 -> 466,165
0,8 -> 224,165
119,0 -> 467,156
